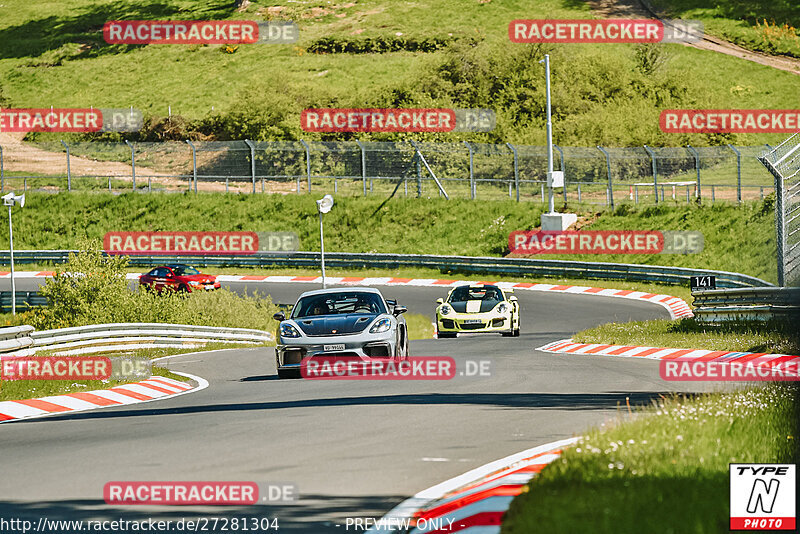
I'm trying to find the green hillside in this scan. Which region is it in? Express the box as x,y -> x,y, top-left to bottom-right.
0,0 -> 799,147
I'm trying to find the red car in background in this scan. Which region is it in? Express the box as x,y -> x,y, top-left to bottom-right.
139,264 -> 221,293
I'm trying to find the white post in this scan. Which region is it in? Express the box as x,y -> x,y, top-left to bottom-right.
8,205 -> 15,315
319,211 -> 326,289
544,54 -> 554,214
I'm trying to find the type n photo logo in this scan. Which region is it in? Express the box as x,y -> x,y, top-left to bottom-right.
730,464 -> 796,531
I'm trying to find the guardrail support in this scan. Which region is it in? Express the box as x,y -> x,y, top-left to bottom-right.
60,140 -> 71,191
410,140 -> 449,200
686,144 -> 700,199
554,144 -> 566,204
597,146 -> 614,209
125,140 -> 136,191
643,145 -> 658,204
0,144 -> 4,193
186,140 -> 198,193
465,141 -> 475,199
356,140 -> 367,196
507,142 -> 520,202
244,139 -> 256,194
300,139 -> 312,192
727,144 -> 742,203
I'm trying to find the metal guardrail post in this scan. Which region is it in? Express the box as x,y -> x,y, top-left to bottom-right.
554,144 -> 566,204
415,152 -> 422,198
186,140 -> 197,193
464,141 -> 475,200
356,140 -> 367,196
643,145 -> 658,204
1,144 -> 4,193
727,144 -> 742,203
409,140 -> 449,199
60,140 -> 71,192
759,155 -> 786,286
244,139 -> 256,194
507,142 -> 520,202
299,139 -> 311,192
597,146 -> 614,209
125,140 -> 136,191
686,144 -> 700,199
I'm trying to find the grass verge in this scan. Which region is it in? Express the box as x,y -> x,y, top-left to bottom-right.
574,318 -> 799,355
502,384 -> 800,534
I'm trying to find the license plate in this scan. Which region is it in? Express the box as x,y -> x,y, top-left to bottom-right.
324,344 -> 346,352
205,284 -> 215,289
463,319 -> 482,324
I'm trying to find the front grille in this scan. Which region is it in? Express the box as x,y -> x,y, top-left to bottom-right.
364,343 -> 391,358
460,322 -> 486,330
491,318 -> 506,327
283,348 -> 306,365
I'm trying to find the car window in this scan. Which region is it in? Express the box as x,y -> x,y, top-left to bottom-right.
170,265 -> 200,276
152,268 -> 169,277
448,286 -> 503,303
292,292 -> 387,318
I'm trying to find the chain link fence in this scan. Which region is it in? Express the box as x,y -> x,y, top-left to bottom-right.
760,133 -> 800,287
0,139 -> 776,204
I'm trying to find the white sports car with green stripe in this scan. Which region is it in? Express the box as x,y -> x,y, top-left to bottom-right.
435,284 -> 520,338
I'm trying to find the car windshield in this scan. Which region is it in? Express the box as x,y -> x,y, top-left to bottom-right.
169,265 -> 200,276
292,292 -> 387,318
448,286 -> 503,303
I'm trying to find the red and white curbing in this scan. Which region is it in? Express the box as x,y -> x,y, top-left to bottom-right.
4,271 -> 692,320
211,275 -> 694,320
0,374 -> 203,423
538,339 -> 800,369
368,437 -> 578,533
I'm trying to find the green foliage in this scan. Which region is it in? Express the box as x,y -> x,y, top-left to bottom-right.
307,36 -> 466,54
29,240 -> 279,330
502,385 -> 799,534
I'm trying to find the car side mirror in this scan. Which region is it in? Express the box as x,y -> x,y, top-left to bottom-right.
393,305 -> 407,315
273,312 -> 286,321
436,298 -> 444,305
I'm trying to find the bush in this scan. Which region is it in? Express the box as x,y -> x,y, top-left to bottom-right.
30,241 -> 279,332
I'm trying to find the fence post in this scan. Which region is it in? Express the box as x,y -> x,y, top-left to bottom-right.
643,145 -> 658,204
554,144 -> 566,204
1,143 -> 5,193
597,146 -> 614,209
686,144 -> 700,199
125,140 -> 136,191
300,139 -> 311,192
727,144 -> 742,203
60,140 -> 71,191
186,140 -> 197,193
244,139 -> 256,194
356,140 -> 367,196
464,141 -> 475,200
774,170 -> 786,286
409,140 -> 448,199
415,152 -> 422,198
506,142 -> 520,202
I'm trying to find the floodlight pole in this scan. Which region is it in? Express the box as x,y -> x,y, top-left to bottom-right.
543,54 -> 555,214
319,211 -> 326,289
7,204 -> 15,315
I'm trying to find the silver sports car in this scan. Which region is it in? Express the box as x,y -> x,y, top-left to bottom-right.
272,287 -> 409,379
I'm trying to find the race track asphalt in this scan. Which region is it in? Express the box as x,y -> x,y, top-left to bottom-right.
0,278 -> 717,532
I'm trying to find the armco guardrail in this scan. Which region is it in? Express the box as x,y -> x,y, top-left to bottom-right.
0,250 -> 772,288
0,291 -> 48,313
0,323 -> 272,357
692,287 -> 800,322
0,325 -> 34,354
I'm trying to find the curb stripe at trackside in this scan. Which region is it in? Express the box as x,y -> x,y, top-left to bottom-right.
0,376 -> 199,423
9,271 -> 694,319
538,339 -> 800,368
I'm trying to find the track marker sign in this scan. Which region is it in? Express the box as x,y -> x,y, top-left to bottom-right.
730,464 -> 796,530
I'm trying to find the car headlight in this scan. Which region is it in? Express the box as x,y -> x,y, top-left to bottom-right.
497,303 -> 508,314
369,317 -> 392,333
440,305 -> 451,315
280,323 -> 301,338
